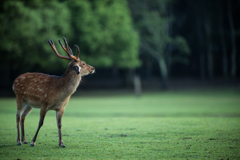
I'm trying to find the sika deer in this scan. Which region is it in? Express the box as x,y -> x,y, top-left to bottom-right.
13,37 -> 95,147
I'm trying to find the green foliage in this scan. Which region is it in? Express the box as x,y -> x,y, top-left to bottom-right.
66,0 -> 140,68
130,0 -> 190,61
171,36 -> 191,64
174,36 -> 191,55
0,0 -> 140,71
0,89 -> 239,159
0,0 -> 72,71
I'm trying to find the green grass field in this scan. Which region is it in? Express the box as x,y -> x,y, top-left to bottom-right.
0,89 -> 240,159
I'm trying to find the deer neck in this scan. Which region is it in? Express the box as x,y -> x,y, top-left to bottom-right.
58,69 -> 82,96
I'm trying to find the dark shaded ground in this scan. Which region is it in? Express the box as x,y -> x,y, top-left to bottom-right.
1,78 -> 239,97
162,78 -> 240,91
69,77 -> 240,95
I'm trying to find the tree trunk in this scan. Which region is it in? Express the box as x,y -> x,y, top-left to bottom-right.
204,16 -> 213,79
166,47 -> 172,78
196,1 -> 206,80
125,69 -> 134,88
158,58 -> 168,90
218,13 -> 228,77
133,74 -> 141,97
199,53 -> 206,80
228,0 -> 237,78
146,59 -> 153,79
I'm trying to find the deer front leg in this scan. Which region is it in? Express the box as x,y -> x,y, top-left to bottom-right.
56,110 -> 65,147
30,107 -> 47,147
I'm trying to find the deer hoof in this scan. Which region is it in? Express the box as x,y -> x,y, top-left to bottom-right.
17,142 -> 21,146
23,141 -> 28,144
30,142 -> 35,147
59,144 -> 65,148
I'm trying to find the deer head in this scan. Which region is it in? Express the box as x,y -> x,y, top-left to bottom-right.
48,37 -> 95,76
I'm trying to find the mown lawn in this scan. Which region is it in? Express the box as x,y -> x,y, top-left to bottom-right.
0,89 -> 240,159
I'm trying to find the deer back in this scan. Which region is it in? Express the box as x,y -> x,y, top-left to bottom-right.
13,73 -> 61,107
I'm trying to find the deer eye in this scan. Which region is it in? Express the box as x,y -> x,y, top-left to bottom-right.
82,63 -> 85,66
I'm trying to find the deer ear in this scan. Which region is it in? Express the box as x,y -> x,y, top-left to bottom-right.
73,66 -> 81,75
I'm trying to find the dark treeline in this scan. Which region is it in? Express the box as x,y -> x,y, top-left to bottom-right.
169,0 -> 239,80
130,0 -> 239,89
0,0 -> 239,91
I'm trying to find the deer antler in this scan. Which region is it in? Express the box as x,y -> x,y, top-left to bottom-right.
58,37 -> 80,61
74,44 -> 80,59
48,39 -> 71,60
48,37 -> 80,61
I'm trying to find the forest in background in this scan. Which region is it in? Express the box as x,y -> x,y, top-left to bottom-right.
0,0 -> 239,92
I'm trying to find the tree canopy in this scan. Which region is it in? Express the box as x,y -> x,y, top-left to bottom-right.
66,0 -> 140,68
0,0 -> 140,72
0,0 -> 72,71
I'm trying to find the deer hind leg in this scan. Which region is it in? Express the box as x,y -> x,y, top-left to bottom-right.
30,107 -> 47,147
56,109 -> 65,147
16,98 -> 25,145
21,104 -> 33,144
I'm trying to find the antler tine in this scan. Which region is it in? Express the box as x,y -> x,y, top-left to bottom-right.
58,39 -> 72,58
74,44 -> 80,60
69,47 -> 73,56
58,37 -> 79,61
48,40 -> 71,60
63,37 -> 73,55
